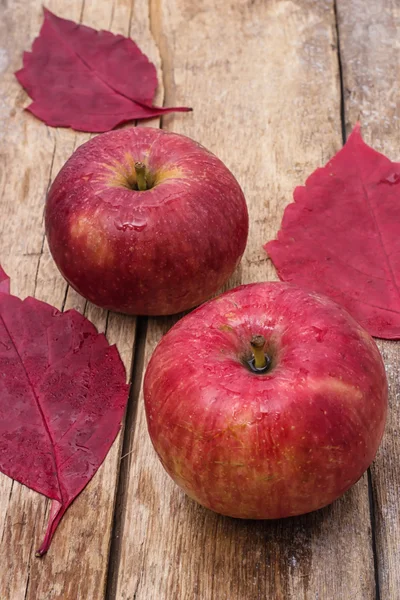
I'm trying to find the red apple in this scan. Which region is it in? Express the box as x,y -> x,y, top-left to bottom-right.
144,282 -> 387,519
45,127 -> 248,315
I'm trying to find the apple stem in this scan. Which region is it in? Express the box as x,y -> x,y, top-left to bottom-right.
250,335 -> 267,369
134,161 -> 147,191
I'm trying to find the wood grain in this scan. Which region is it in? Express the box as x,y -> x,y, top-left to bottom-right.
108,1 -> 377,598
0,0 -> 143,597
337,0 -> 400,597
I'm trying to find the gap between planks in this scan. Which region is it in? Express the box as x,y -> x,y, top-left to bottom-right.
104,0 -> 166,595
333,0 -> 346,146
334,1 -> 381,595
105,316 -> 149,600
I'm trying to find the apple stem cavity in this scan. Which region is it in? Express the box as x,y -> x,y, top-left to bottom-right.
250,335 -> 267,370
134,161 -> 148,191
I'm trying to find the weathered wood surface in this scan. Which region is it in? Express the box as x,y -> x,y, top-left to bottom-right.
0,0 -> 398,598
337,1 -> 400,598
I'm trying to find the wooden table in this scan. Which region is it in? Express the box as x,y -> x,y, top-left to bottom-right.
1,0 -> 398,598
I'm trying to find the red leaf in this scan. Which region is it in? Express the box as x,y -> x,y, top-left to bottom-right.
265,124 -> 400,339
0,265 -> 9,294
15,8 -> 191,132
0,271 -> 128,555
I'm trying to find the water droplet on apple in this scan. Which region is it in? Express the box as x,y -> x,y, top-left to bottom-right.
311,326 -> 327,342
114,216 -> 147,232
379,172 -> 400,185
80,172 -> 95,183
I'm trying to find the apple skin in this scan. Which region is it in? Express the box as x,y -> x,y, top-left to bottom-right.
45,127 -> 248,315
144,282 -> 388,519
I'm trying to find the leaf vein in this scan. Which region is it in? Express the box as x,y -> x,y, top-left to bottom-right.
0,310 -> 62,502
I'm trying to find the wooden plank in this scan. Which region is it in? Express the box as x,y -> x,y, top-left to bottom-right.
109,1 -> 377,598
337,0 -> 400,596
0,3 -> 83,597
0,0 -> 154,597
